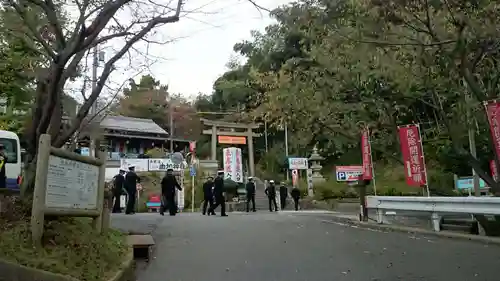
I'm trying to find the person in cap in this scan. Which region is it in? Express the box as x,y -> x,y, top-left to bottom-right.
124,165 -> 140,214
208,171 -> 227,216
161,168 -> 182,216
245,177 -> 256,212
0,143 -> 7,189
279,181 -> 289,210
265,180 -> 278,212
202,176 -> 215,215
112,169 -> 126,213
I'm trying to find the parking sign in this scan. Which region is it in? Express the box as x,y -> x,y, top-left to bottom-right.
335,166 -> 363,182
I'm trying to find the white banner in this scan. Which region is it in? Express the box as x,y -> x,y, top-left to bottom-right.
177,174 -> 185,210
223,147 -> 243,183
288,158 -> 308,170
120,159 -> 149,172
148,158 -> 186,171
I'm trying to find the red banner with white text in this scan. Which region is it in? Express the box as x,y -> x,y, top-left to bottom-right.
361,128 -> 373,180
485,100 -> 500,161
398,124 -> 427,187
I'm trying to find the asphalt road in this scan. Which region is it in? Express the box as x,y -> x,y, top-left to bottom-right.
112,211 -> 500,281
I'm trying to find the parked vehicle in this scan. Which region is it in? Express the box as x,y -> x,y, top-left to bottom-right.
0,130 -> 22,190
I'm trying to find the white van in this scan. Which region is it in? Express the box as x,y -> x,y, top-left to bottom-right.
0,130 -> 22,190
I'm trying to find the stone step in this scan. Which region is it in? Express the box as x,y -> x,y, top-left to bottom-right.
127,234 -> 155,261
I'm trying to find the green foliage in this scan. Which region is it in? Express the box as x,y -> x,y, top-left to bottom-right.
0,217 -> 128,281
199,0 -> 500,194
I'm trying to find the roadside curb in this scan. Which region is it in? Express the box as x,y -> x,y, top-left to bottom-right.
320,214 -> 500,246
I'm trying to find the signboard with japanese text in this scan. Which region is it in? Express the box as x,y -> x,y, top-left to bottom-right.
223,147 -> 243,183
306,169 -> 313,196
398,124 -> 427,187
485,100 -> 500,160
335,166 -> 363,182
120,158 -> 148,172
148,158 -> 186,172
361,128 -> 373,180
288,158 -> 308,170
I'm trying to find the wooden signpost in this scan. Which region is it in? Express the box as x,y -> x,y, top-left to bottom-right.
31,134 -> 106,246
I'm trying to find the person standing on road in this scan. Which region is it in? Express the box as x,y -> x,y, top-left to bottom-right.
0,144 -> 7,189
112,169 -> 126,213
202,176 -> 215,215
125,165 -> 140,215
208,171 -> 227,217
246,177 -> 256,212
279,182 -> 288,210
161,168 -> 182,216
291,186 -> 301,211
265,180 -> 278,212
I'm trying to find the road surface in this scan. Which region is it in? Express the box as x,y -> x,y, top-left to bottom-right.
112,211 -> 500,281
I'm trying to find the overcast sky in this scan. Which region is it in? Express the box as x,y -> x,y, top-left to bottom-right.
91,0 -> 293,101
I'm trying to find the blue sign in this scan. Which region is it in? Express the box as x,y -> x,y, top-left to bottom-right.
190,165 -> 196,177
337,172 -> 346,181
80,147 -> 90,156
456,177 -> 487,190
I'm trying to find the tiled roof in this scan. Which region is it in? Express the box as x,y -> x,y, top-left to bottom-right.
100,115 -> 169,135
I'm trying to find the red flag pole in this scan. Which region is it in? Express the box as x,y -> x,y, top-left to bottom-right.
415,123 -> 430,197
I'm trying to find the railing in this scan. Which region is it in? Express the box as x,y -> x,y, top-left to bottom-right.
366,196 -> 500,231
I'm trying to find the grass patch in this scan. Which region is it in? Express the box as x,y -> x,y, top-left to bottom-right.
0,216 -> 129,281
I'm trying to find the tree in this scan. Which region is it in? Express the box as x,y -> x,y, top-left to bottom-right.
118,75 -> 202,141
2,0 -> 184,196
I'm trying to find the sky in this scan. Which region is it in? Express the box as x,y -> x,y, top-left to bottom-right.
85,0 -> 294,102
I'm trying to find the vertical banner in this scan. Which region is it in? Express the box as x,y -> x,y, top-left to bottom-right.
490,160 -> 498,182
485,100 -> 500,160
222,147 -> 243,183
292,169 -> 299,186
398,124 -> 427,187
361,128 -> 373,180
189,141 -> 196,164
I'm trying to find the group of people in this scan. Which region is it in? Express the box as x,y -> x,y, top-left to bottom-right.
112,166 -> 183,216
111,165 -> 141,215
112,166 -> 302,216
261,179 -> 301,212
201,175 -> 302,214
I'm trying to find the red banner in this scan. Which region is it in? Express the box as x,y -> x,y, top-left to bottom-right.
189,141 -> 196,152
485,100 -> 500,160
490,160 -> 498,182
361,128 -> 373,180
398,124 -> 427,187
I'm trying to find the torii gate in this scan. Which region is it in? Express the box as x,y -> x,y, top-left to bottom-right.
201,119 -> 260,177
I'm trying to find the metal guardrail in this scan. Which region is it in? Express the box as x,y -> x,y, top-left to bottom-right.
366,196 -> 500,231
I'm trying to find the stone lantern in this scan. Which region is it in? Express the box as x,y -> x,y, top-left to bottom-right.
308,145 -> 325,184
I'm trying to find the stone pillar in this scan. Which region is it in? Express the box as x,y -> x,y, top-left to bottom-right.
247,128 -> 255,176
211,125 -> 217,161
309,145 -> 325,184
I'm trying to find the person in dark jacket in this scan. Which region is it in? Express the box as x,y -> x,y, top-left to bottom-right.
125,165 -> 140,214
0,144 -> 7,189
112,169 -> 126,213
161,168 -> 182,216
265,180 -> 278,212
208,172 -> 227,217
291,186 -> 301,211
279,182 -> 288,210
202,176 -> 215,215
246,177 -> 256,212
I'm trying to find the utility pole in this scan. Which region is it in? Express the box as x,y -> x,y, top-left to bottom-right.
285,121 -> 289,181
90,46 -> 98,157
169,101 -> 174,152
465,79 -> 481,196
264,119 -> 268,153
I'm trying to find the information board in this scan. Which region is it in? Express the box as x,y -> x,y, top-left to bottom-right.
45,155 -> 99,209
335,166 -> 363,182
